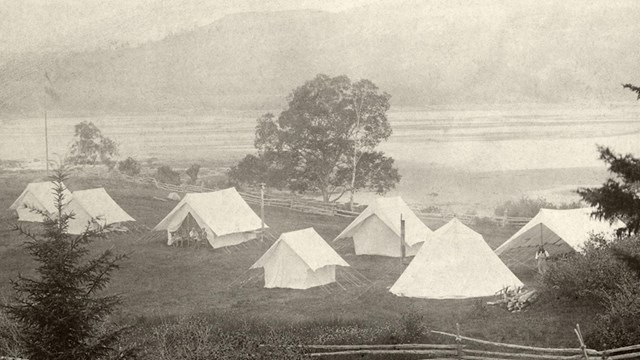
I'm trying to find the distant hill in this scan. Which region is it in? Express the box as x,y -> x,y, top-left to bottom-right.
1,0 -> 639,114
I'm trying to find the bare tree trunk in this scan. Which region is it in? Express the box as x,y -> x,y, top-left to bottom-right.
349,148 -> 357,210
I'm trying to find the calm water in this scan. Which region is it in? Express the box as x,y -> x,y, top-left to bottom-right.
1,104 -> 639,172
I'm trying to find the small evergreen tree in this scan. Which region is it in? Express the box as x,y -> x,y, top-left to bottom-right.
186,164 -> 201,184
4,166 -> 134,360
577,146 -> 640,234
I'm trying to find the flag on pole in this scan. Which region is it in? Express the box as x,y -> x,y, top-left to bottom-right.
44,71 -> 60,102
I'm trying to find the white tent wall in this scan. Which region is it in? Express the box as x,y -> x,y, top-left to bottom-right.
15,192 -> 49,222
65,199 -> 99,235
212,231 -> 256,249
390,219 -> 523,299
262,241 -> 336,289
353,215 -> 421,257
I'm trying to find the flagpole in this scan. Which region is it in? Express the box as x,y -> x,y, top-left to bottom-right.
45,109 -> 49,176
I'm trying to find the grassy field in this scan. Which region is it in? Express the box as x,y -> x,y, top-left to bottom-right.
0,170 -> 599,348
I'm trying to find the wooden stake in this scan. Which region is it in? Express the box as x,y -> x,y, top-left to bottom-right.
456,323 -> 463,360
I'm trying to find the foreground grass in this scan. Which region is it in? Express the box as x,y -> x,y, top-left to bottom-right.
0,170 -> 599,351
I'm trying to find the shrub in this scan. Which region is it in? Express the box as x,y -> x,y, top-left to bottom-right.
118,157 -> 142,176
585,278 -> 640,349
0,309 -> 22,357
147,316 -> 304,360
155,165 -> 181,185
397,307 -> 428,343
542,234 -> 638,302
420,205 -> 441,213
494,197 -> 582,218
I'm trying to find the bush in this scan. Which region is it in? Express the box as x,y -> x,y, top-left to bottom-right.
147,316 -> 304,360
585,278 -> 640,349
155,166 -> 181,185
543,233 -> 640,349
118,157 -> 142,176
0,310 -> 22,358
542,234 -> 639,302
494,197 -> 582,218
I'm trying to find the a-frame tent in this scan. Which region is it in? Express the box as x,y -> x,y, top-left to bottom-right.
251,227 -> 349,289
154,188 -> 265,249
334,197 -> 433,257
65,188 -> 135,234
9,181 -> 73,222
495,208 -> 624,268
390,218 -> 523,299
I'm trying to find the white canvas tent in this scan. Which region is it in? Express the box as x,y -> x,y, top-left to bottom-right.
251,227 -> 349,289
154,188 -> 265,249
9,181 -> 73,222
65,188 -> 135,235
495,208 -> 624,267
390,218 -> 523,299
334,197 -> 433,257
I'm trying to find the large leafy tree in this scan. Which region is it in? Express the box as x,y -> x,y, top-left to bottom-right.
4,167 -> 133,360
68,121 -> 118,165
232,74 -> 400,203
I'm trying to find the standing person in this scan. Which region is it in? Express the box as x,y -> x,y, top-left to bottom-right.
535,245 -> 550,275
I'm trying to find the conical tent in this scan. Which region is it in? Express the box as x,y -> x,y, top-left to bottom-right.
495,208 -> 624,267
65,188 -> 135,234
390,218 -> 523,299
251,227 -> 349,289
334,197 -> 433,257
10,181 -> 72,222
154,188 -> 265,249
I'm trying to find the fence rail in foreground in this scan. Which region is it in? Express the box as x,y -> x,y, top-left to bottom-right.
95,170 -> 533,226
305,325 -> 640,360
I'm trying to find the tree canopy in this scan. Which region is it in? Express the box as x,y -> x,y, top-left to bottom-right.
67,121 -> 118,165
229,74 -> 400,202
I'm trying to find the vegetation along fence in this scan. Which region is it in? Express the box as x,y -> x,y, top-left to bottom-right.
303,324 -> 640,360
97,170 -> 533,226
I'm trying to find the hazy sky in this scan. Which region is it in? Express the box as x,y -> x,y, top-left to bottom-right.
0,0 -> 376,53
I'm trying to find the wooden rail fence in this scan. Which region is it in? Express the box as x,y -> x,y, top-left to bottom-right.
305,324 -> 640,360
83,168 -> 533,226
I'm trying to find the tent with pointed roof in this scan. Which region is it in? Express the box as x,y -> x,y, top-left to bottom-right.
334,197 -> 433,257
9,181 -> 73,222
390,218 -> 523,299
154,188 -> 265,249
495,208 -> 624,268
65,188 -> 135,235
251,227 -> 349,289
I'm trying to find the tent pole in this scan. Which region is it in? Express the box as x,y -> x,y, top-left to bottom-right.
260,183 -> 265,242
400,214 -> 406,264
540,223 -> 543,246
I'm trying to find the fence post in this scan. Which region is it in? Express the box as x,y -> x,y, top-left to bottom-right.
502,209 -> 508,228
574,324 -> 589,360
456,323 -> 463,360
